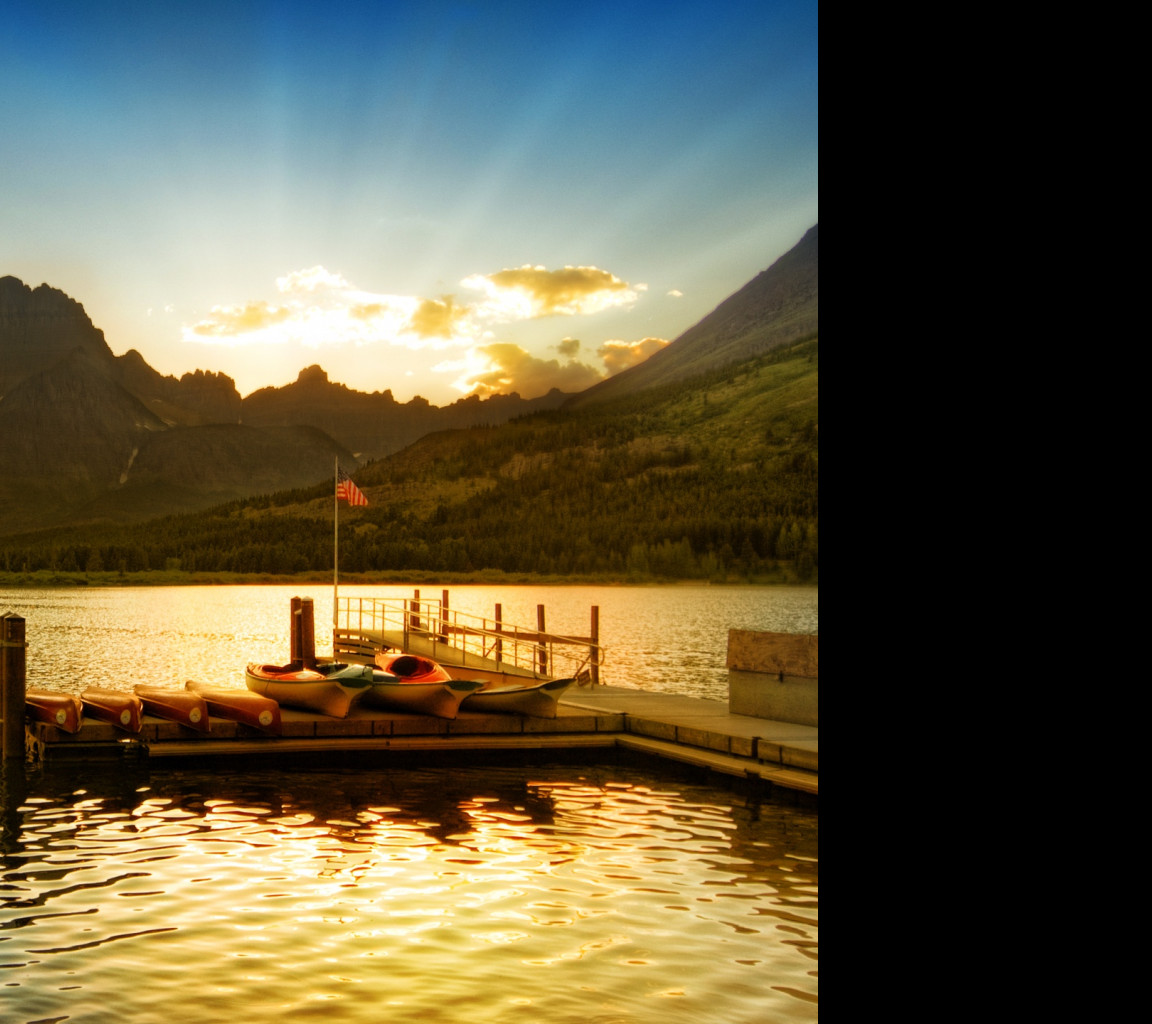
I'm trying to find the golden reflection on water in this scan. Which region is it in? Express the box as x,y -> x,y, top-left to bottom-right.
1,762 -> 817,1023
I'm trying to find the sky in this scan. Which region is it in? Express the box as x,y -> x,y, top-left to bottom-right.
1,1 -> 818,407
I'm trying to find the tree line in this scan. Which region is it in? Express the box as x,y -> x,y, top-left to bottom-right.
2,341 -> 818,583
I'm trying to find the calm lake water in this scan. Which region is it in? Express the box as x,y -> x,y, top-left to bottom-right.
0,585 -> 818,1023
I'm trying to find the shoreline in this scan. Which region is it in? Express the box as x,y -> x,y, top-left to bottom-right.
0,568 -> 816,589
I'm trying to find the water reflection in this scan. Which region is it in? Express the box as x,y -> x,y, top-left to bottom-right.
1,760 -> 817,1023
0,583 -> 818,700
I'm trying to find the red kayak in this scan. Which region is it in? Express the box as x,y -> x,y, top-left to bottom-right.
185,680 -> 282,735
25,691 -> 84,734
81,689 -> 144,733
135,686 -> 211,733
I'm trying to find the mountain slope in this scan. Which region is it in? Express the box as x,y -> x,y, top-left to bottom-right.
0,223 -> 818,538
1,336 -> 818,582
567,224 -> 818,408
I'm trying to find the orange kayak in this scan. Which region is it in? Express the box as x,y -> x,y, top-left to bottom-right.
25,691 -> 84,734
184,680 -> 281,734
81,689 -> 144,733
374,651 -> 453,682
135,686 -> 211,733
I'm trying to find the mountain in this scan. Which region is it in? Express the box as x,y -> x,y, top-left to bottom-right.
239,365 -> 569,459
0,224 -> 817,537
0,278 -> 566,535
566,224 -> 818,408
2,333 -> 818,582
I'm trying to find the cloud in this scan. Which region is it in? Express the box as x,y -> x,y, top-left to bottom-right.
461,265 -> 639,320
187,301 -> 294,340
181,263 -> 648,372
450,342 -> 606,399
407,296 -> 471,339
276,266 -> 353,294
597,336 -> 670,375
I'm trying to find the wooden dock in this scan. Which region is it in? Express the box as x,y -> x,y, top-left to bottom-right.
3,604 -> 817,798
15,685 -> 815,796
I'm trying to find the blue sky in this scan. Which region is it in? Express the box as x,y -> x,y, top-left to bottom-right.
1,1 -> 818,405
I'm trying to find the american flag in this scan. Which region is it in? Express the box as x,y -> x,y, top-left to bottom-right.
336,465 -> 369,506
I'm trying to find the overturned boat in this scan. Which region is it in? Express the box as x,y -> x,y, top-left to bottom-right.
81,688 -> 144,733
134,686 -> 211,733
185,680 -> 282,735
25,690 -> 83,734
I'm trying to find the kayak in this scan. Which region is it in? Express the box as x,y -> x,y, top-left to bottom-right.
360,667 -> 483,719
374,651 -> 452,682
184,680 -> 282,734
376,649 -> 573,717
245,661 -> 373,718
81,688 -> 144,733
462,676 -> 575,718
134,686 -> 211,733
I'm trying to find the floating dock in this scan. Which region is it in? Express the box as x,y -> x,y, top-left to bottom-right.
16,688 -> 816,795
2,601 -> 818,798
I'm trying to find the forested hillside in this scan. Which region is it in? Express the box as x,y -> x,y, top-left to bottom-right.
0,338 -> 818,583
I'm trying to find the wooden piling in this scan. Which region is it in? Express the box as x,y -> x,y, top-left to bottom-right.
494,604 -> 503,665
537,605 -> 547,674
300,597 -> 317,670
590,606 -> 600,685
2,613 -> 27,760
289,596 -> 303,669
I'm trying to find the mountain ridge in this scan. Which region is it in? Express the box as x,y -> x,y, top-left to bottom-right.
0,224 -> 817,537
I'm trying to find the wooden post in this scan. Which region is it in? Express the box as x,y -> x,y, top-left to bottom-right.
590,606 -> 600,686
411,589 -> 421,632
2,614 -> 27,760
537,604 -> 547,675
440,589 -> 449,642
289,596 -> 303,669
494,604 -> 503,665
300,597 -> 317,670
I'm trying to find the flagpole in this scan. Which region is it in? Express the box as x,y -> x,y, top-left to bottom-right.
333,456 -> 339,631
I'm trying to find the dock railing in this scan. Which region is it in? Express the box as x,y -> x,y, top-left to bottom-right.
334,591 -> 604,683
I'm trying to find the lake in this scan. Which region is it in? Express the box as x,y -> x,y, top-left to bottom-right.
0,584 -> 818,1023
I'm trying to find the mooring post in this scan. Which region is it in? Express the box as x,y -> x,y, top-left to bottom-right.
494,604 -> 503,665
289,596 -> 303,669
537,604 -> 547,675
440,589 -> 449,642
590,606 -> 600,686
1,614 -> 27,760
300,597 -> 317,669
411,589 -> 421,632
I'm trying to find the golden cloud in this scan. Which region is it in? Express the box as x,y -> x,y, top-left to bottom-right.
457,342 -> 605,399
597,336 -> 670,375
187,302 -> 294,338
461,265 -> 638,319
407,296 -> 469,338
